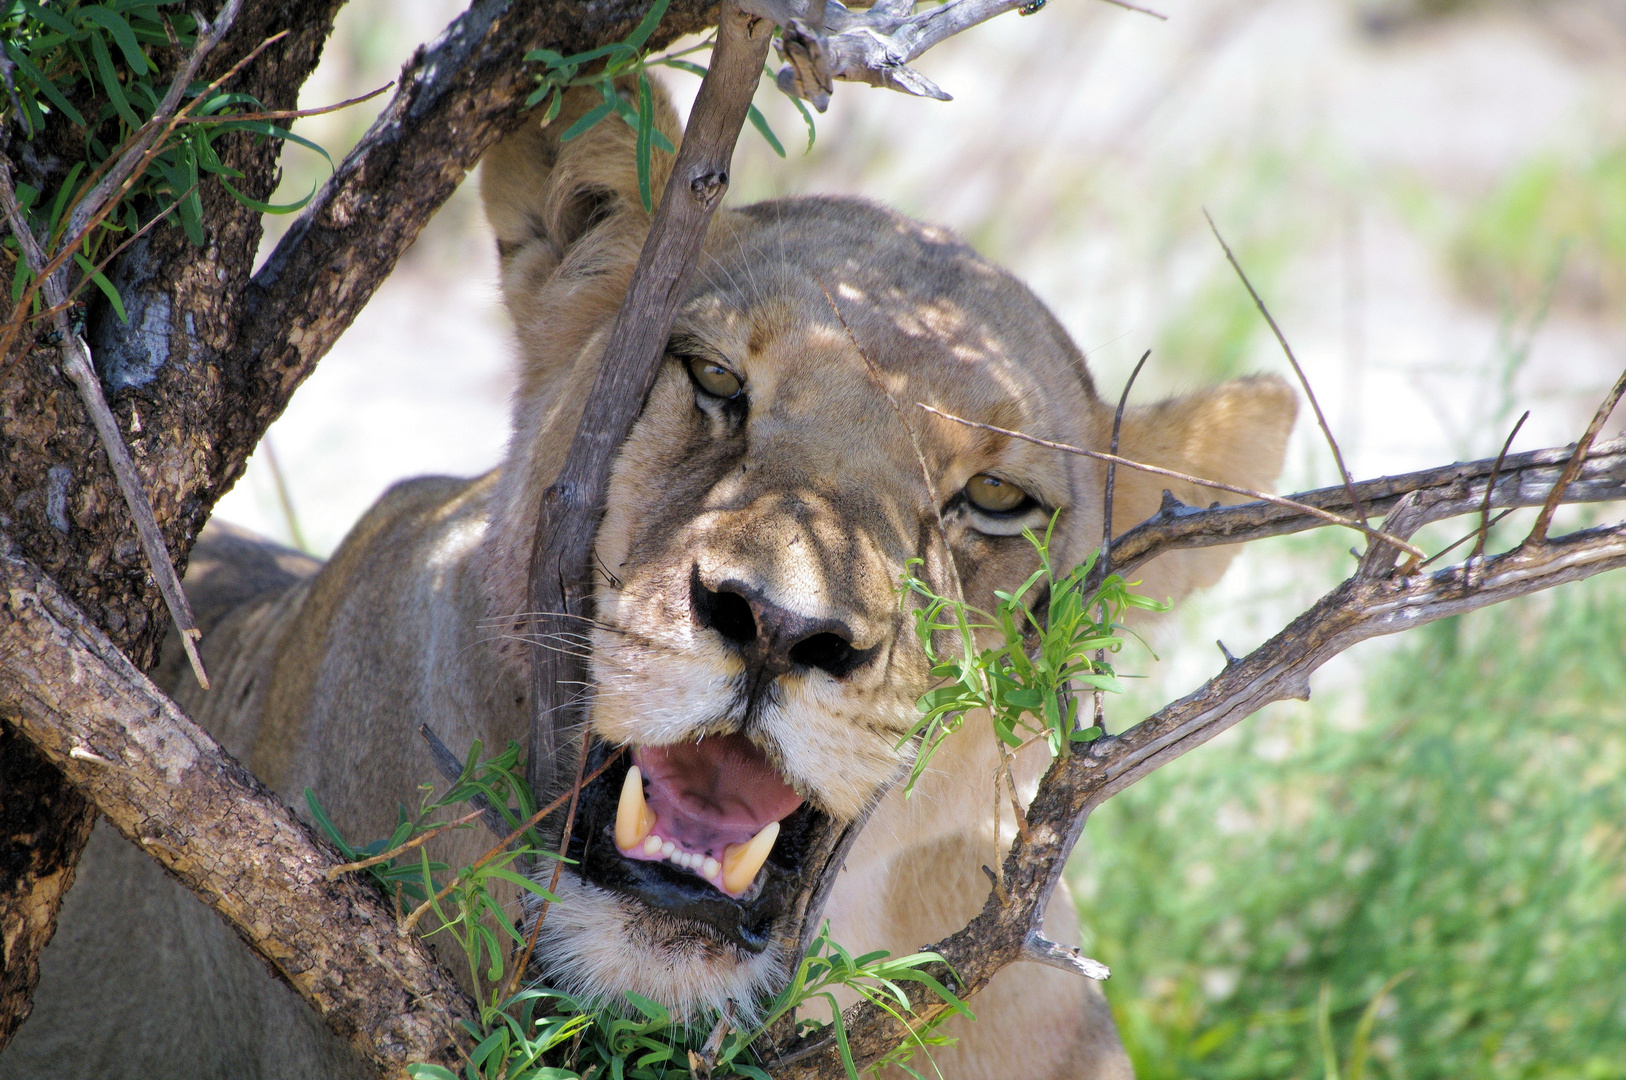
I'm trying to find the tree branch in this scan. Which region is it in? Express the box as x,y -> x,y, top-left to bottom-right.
1109,435 -> 1626,578
525,3 -> 774,796
767,464 -> 1626,1076
0,537 -> 476,1076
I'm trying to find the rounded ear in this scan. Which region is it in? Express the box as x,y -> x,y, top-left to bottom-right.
479,78 -> 680,298
1106,373 -> 1299,606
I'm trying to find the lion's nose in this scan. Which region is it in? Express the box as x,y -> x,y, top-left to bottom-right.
690,568 -> 870,678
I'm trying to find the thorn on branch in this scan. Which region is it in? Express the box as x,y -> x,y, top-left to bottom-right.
1102,349 -> 1151,574
1526,367 -> 1626,546
981,863 -> 1010,905
1356,490 -> 1428,581
1473,410 -> 1529,562
1204,209 -> 1366,535
1216,639 -> 1238,666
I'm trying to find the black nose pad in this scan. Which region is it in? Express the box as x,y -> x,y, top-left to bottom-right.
690,567 -> 871,678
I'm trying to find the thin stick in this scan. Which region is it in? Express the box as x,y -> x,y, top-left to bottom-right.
4,24 -> 279,356
1471,411 -> 1528,562
9,179 -> 200,338
326,807 -> 485,878
1204,209 -> 1366,530
508,725 -> 595,999
1102,349 -> 1151,570
917,404 -> 1426,559
262,436 -> 309,553
817,277 -> 966,604
1527,367 -> 1626,544
0,163 -> 209,688
170,82 -> 393,124
1096,0 -> 1169,18
1415,508 -> 1515,572
402,741 -> 621,934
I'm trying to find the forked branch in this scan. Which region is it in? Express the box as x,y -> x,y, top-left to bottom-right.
765,439 -> 1626,1076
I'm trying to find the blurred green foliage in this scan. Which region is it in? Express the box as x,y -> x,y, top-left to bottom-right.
1074,572 -> 1626,1080
1451,148 -> 1626,317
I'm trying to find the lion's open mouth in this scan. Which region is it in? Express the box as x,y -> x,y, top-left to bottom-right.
568,737 -> 839,954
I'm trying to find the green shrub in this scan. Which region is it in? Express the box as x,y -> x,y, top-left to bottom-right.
1075,573 -> 1626,1080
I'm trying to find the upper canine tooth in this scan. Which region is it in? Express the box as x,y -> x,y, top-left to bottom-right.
722,821 -> 779,894
615,766 -> 656,852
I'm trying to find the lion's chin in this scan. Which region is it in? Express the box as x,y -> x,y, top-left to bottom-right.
528,738 -> 860,1019
528,874 -> 790,1023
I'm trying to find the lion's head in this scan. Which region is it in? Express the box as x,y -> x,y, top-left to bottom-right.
477,85 -> 1296,1018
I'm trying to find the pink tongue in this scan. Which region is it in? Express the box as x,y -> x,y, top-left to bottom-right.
633,734 -> 802,854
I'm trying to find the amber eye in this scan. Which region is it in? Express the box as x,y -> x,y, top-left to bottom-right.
687,356 -> 743,399
964,473 -> 1028,513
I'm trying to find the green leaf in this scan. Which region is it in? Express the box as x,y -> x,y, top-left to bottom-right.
622,0 -> 671,52
482,867 -> 561,904
1069,725 -> 1103,742
661,58 -> 708,78
559,99 -> 615,143
219,176 -> 316,215
4,38 -> 87,127
304,789 -> 359,861
747,103 -> 785,157
405,1066 -> 459,1080
79,5 -> 151,71
635,71 -> 654,213
74,252 -> 126,323
789,92 -> 817,152
21,1 -> 77,36
87,29 -> 142,128
228,120 -> 336,168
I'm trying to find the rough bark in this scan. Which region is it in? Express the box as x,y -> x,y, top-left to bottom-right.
0,0 -> 715,1052
0,725 -> 94,1047
0,0 -> 343,1042
0,538 -> 476,1074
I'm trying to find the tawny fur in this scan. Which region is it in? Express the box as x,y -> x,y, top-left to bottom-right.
4,82 -> 1294,1080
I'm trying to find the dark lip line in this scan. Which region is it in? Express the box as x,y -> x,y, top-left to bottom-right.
563,738 -> 848,956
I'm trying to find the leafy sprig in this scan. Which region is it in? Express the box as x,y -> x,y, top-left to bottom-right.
899,515 -> 1167,795
522,0 -> 816,214
2,0 -> 332,324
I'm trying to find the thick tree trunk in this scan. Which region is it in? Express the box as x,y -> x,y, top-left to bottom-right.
0,0 -> 722,1053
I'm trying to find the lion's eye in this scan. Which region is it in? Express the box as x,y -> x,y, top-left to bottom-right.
964,474 -> 1029,514
687,357 -> 743,400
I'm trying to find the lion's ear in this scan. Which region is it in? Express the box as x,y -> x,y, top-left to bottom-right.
479,79 -> 680,299
1107,373 -> 1298,606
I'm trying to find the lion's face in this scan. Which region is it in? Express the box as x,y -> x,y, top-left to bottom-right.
478,91 -> 1295,1018
517,198 -> 1106,1014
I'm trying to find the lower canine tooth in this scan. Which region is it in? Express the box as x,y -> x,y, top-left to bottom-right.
615,766 -> 656,852
722,821 -> 779,894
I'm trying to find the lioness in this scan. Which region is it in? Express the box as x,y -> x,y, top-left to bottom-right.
5,84 -> 1294,1079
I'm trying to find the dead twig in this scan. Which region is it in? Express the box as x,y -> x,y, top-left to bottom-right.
507,725 -> 597,1000
1527,367 -> 1626,545
170,81 -> 393,124
326,807 -> 487,879
917,403 -> 1426,560
0,163 -> 209,689
1472,411 -> 1529,562
1101,349 -> 1151,569
1108,436 -> 1626,578
1204,210 -> 1366,531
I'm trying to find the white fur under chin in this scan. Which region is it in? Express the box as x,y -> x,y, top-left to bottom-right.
525,872 -> 789,1024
